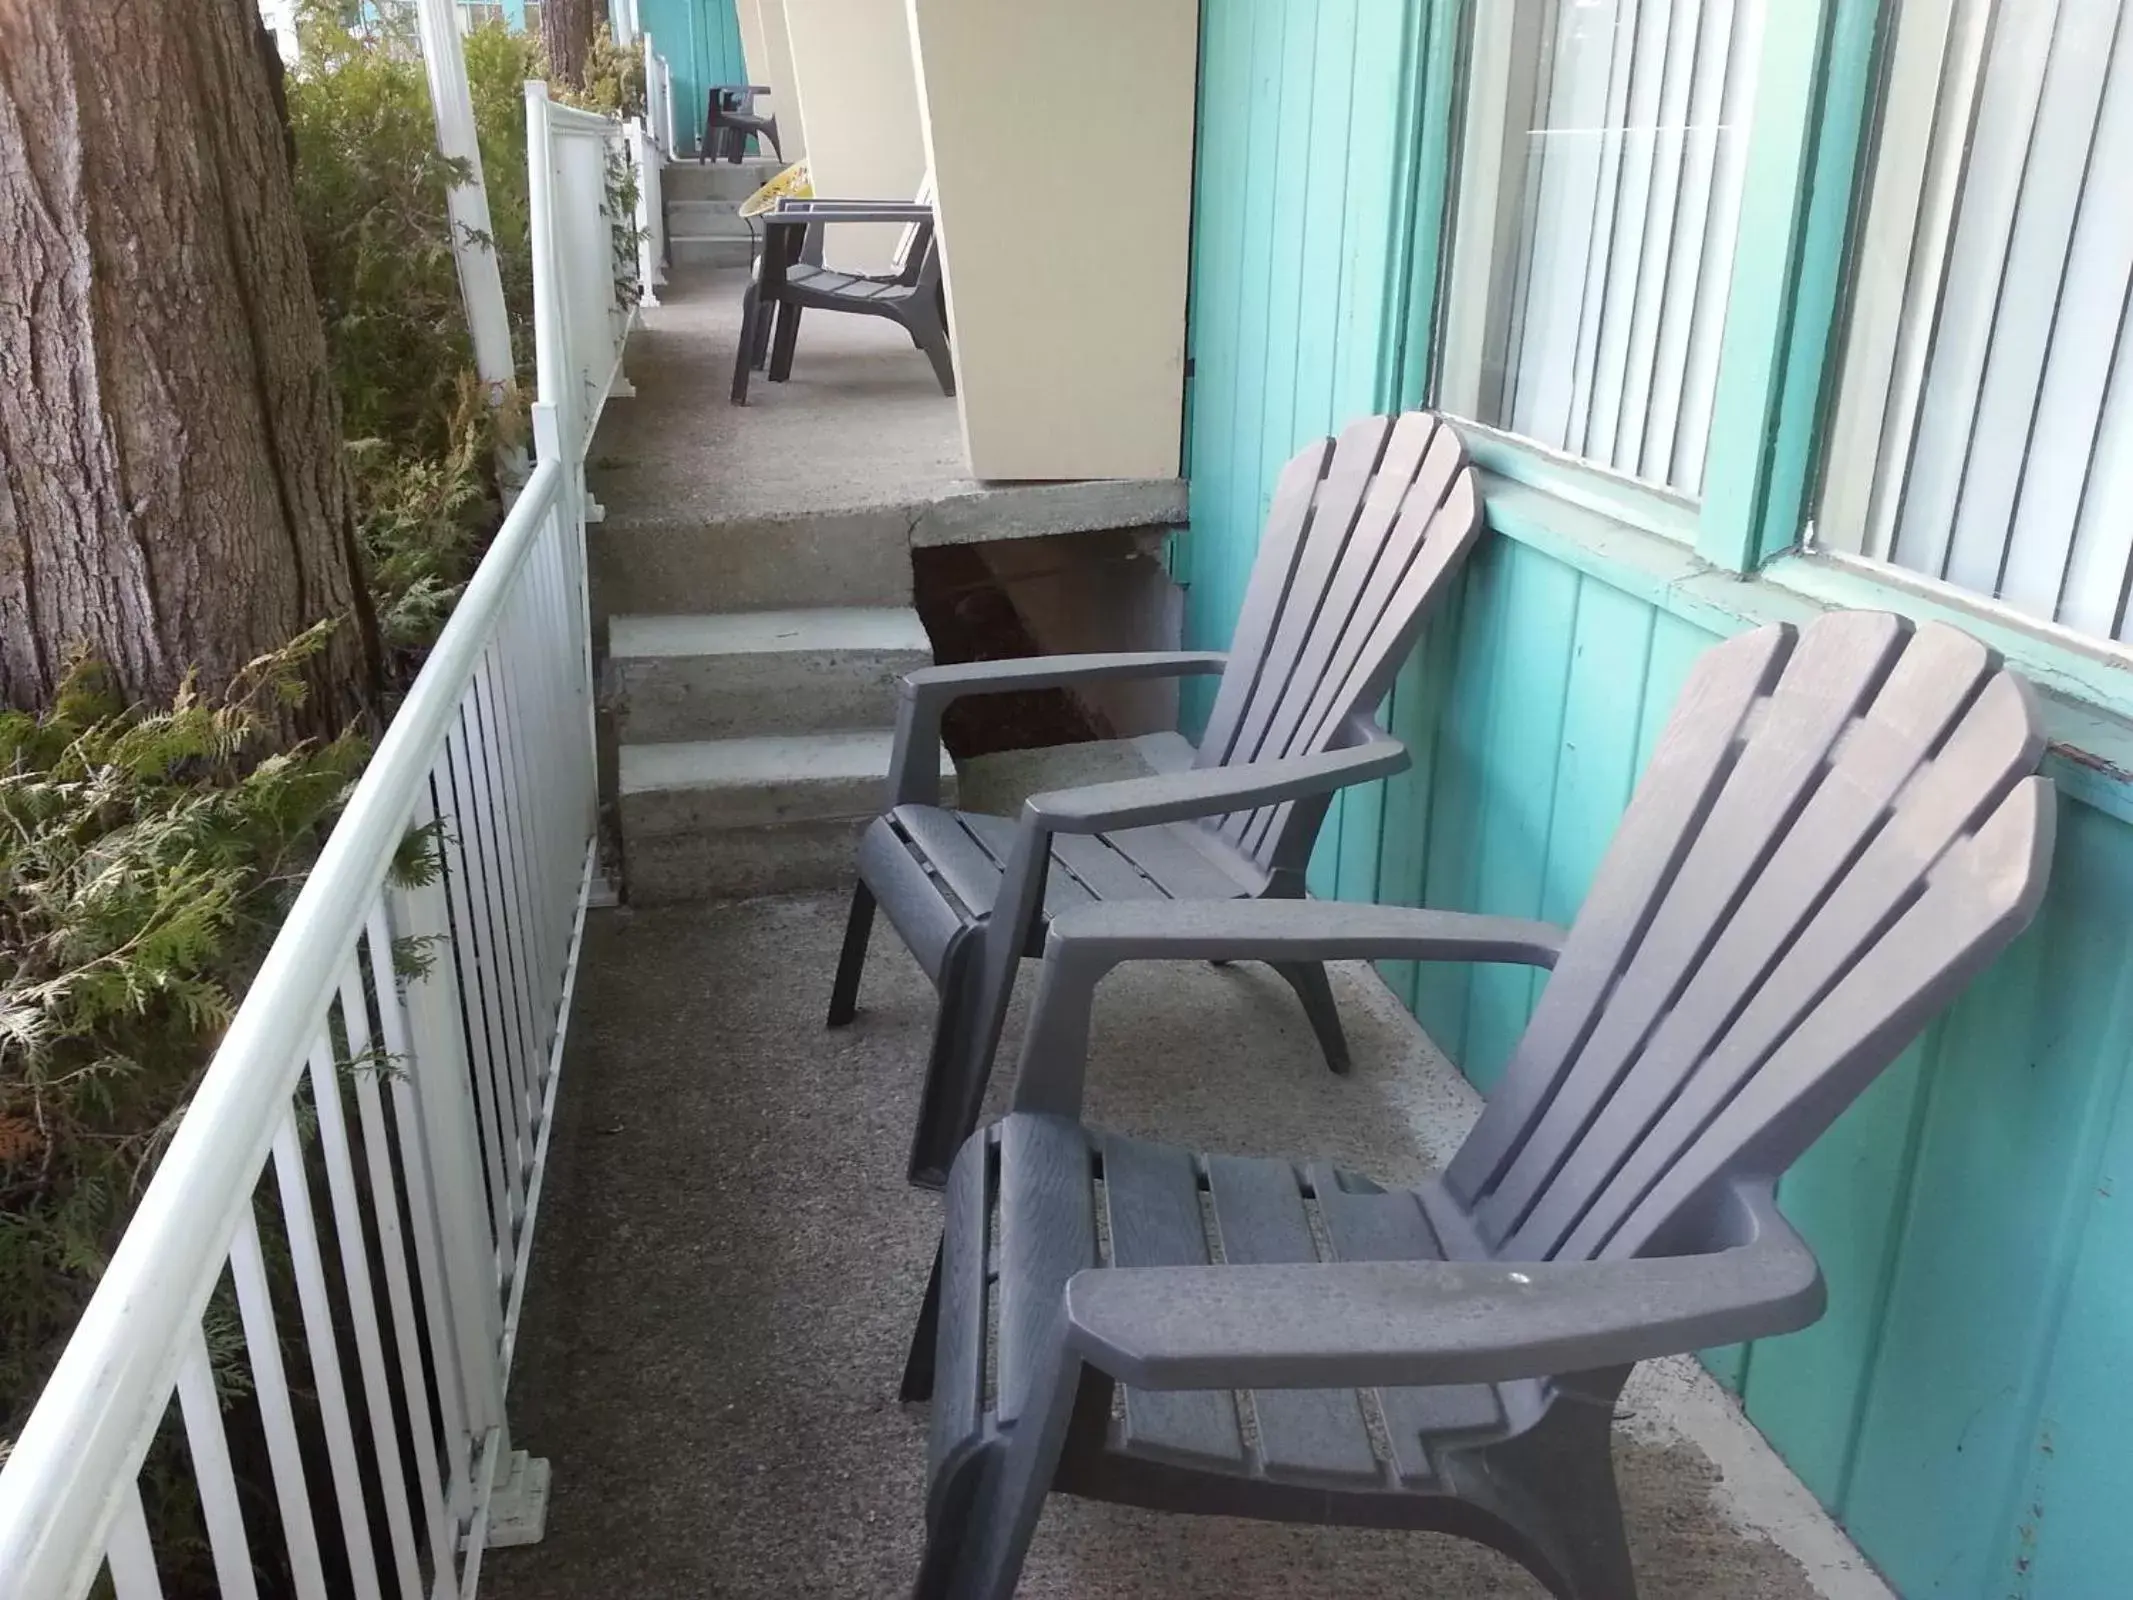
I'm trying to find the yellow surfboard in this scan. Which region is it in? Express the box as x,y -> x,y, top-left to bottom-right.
739,161 -> 813,219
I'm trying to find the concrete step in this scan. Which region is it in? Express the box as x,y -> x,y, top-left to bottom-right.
670,235 -> 755,269
592,507 -> 916,617
608,607 -> 932,742
662,158 -> 785,203
666,199 -> 749,237
618,730 -> 956,902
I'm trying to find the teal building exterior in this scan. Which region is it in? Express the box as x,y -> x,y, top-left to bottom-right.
1177,4 -> 2133,1597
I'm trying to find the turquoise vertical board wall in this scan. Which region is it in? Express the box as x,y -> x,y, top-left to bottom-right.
2011,984 -> 2133,1600
1182,12 -> 2133,1586
1836,805 -> 2133,1598
637,0 -> 746,153
1348,527 -> 2133,1600
1179,0 -> 1421,743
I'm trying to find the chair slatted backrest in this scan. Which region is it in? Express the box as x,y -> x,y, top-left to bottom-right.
1443,613 -> 2055,1263
1193,411 -> 1483,872
891,171 -> 939,280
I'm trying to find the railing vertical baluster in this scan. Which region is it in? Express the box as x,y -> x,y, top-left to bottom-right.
389,808 -> 510,1447
272,1106 -> 386,1600
524,516 -> 575,938
437,729 -> 524,1254
465,656 -> 539,1147
366,900 -> 477,1542
103,1482 -> 162,1600
503,567 -> 564,1040
341,954 -> 461,1595
457,673 -> 541,1207
306,1020 -> 425,1600
228,1209 -> 331,1600
173,1328 -> 262,1600
518,536 -> 577,980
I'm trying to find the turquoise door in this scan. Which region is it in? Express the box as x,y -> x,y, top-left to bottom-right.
636,0 -> 748,154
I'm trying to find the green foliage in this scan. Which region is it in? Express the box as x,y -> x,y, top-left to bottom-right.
286,6 -> 551,684
287,7 -> 482,453
461,18 -> 545,373
0,641 -> 366,1448
351,375 -> 522,678
567,24 -> 648,120
0,6 -> 635,1521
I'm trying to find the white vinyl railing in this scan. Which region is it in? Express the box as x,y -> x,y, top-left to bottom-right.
0,78 -> 632,1600
644,34 -> 672,159
528,83 -> 639,464
630,41 -> 670,310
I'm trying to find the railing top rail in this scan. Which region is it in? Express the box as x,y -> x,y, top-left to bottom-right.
0,456 -> 568,1599
527,81 -> 622,137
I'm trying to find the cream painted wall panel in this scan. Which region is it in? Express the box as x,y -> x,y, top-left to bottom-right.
907,0 -> 1197,480
756,0 -> 807,157
736,0 -> 777,130
782,0 -> 929,273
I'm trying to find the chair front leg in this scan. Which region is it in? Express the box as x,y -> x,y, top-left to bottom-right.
826,880 -> 876,1026
730,280 -> 762,405
1270,960 -> 1351,1075
908,926 -> 983,1188
942,826 -> 1051,1152
769,301 -> 803,382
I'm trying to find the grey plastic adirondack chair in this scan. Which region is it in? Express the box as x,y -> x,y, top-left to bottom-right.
703,84 -> 781,164
731,178 -> 953,403
827,411 -> 1486,1187
898,611 -> 2056,1600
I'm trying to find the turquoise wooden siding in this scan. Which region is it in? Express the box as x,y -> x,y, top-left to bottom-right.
1179,0 -> 1430,898
637,0 -> 746,154
1181,6 -> 2133,1597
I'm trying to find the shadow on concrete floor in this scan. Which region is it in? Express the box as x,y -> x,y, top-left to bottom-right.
487,893 -> 1890,1600
591,264 -> 965,530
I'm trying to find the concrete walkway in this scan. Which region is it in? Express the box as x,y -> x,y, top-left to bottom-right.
599,265 -> 966,528
487,893 -> 1894,1600
590,266 -> 1187,545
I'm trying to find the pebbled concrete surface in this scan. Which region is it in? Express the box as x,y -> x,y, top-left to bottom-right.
488,893 -> 1893,1600
589,267 -> 1186,535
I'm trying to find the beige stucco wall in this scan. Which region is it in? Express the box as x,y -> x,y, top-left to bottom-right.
754,0 -> 807,159
780,0 -> 929,274
906,0 -> 1198,480
735,0 -> 778,134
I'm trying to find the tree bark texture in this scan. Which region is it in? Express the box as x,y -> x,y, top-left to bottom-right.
542,0 -> 600,90
0,0 -> 382,736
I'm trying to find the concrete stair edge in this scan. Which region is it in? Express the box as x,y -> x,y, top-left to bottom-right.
617,730 -> 956,902
606,607 -> 934,744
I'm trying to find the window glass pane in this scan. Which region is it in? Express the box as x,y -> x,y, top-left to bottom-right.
1818,0 -> 2133,645
1436,0 -> 1768,500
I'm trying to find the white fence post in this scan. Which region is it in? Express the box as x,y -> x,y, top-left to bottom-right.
643,35 -> 666,154
660,56 -> 676,154
629,120 -> 665,306
524,83 -> 575,448
414,0 -> 518,399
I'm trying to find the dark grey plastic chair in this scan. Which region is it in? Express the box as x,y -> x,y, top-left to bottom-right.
703,84 -> 780,164
900,611 -> 2057,1600
828,412 -> 1486,1186
730,190 -> 952,403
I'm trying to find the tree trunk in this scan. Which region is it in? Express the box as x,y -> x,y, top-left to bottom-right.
542,0 -> 600,90
0,0 -> 382,739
